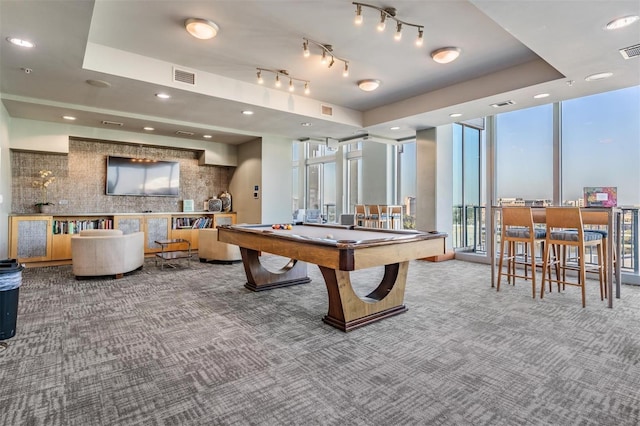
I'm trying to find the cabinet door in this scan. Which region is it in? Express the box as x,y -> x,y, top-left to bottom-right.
9,216 -> 52,262
213,213 -> 237,227
114,215 -> 144,234
145,215 -> 171,253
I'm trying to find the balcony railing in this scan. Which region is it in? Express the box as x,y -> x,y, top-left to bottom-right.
453,205 -> 639,276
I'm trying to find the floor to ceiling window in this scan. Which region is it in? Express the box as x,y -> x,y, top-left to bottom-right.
495,104 -> 554,205
398,141 -> 416,229
561,86 -> 640,274
452,123 -> 483,250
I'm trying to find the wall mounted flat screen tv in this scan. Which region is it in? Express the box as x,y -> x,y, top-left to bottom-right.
106,156 -> 180,197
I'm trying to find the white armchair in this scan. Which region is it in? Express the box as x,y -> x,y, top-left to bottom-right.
71,229 -> 145,279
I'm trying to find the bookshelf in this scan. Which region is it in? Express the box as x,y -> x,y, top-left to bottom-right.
9,212 -> 236,264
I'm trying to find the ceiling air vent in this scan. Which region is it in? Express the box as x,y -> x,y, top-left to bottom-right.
620,43 -> 640,59
321,105 -> 333,116
173,67 -> 196,85
101,120 -> 123,126
175,130 -> 195,136
490,100 -> 516,108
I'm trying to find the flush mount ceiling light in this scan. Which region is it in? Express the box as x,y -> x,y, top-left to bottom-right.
6,37 -> 35,48
585,72 -> 613,81
184,18 -> 219,40
449,113 -> 462,118
256,68 -> 310,95
358,79 -> 381,91
203,135 -> 212,139
303,38 -> 350,77
241,110 -> 254,115
431,47 -> 461,64
155,93 -> 171,99
605,15 -> 639,30
143,127 -> 154,131
533,93 -> 550,99
62,115 -> 76,120
352,2 -> 424,47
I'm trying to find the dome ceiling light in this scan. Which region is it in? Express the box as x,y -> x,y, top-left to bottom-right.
184,18 -> 219,40
357,79 -> 381,92
431,47 -> 461,64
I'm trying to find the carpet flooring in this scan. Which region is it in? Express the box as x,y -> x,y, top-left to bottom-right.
1,256 -> 639,426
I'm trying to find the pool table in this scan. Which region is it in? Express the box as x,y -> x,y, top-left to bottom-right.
217,223 -> 447,331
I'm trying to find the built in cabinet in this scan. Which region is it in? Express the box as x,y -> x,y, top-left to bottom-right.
9,212 -> 236,264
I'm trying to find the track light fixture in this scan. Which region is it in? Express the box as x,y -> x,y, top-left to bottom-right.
352,2 -> 424,46
256,68 -> 310,95
302,38 -> 350,77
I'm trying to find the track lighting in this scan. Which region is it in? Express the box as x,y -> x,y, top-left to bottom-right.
302,38 -> 350,77
256,68 -> 310,95
416,28 -> 424,47
303,40 -> 310,57
353,2 -> 424,46
377,12 -> 386,31
394,23 -> 402,41
354,4 -> 363,25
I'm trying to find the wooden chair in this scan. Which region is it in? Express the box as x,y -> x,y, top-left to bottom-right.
354,204 -> 367,227
365,205 -> 385,228
581,210 -> 616,298
388,205 -> 403,229
540,207 -> 605,307
496,207 -> 546,298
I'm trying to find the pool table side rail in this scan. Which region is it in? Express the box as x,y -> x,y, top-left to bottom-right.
217,226 -> 447,271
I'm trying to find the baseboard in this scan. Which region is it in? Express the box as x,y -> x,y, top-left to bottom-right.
420,251 -> 455,262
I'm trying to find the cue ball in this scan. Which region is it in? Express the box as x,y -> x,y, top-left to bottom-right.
326,234 -> 333,239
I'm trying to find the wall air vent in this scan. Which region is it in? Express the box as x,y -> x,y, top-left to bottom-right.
490,100 -> 516,108
620,43 -> 640,59
101,120 -> 124,126
321,105 -> 333,116
173,67 -> 196,85
175,130 -> 195,136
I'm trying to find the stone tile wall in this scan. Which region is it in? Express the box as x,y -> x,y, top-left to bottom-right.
11,139 -> 233,214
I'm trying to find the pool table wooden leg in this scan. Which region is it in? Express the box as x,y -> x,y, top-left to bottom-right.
320,261 -> 409,332
240,248 -> 311,291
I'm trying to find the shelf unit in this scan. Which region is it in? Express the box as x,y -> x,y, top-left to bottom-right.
9,212 -> 236,264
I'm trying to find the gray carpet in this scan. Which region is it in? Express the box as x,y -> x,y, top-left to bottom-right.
1,256 -> 639,426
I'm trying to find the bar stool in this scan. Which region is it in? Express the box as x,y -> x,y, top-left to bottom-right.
365,205 -> 385,228
496,207 -> 546,298
581,210 -> 616,299
541,207 -> 605,307
388,205 -> 403,229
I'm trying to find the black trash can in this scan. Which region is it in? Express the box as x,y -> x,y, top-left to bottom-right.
0,259 -> 23,341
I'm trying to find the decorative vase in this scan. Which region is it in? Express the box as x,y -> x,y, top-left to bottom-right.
219,191 -> 231,212
39,204 -> 53,214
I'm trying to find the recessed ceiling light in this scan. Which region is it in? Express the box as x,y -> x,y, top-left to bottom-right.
533,93 -> 550,99
301,122 -> 312,127
390,126 -> 401,130
6,37 -> 35,48
184,18 -> 219,40
62,115 -> 76,120
449,113 -> 462,118
203,135 -> 212,139
143,127 -> 154,131
431,47 -> 461,64
605,15 -> 640,30
585,72 -> 613,81
242,110 -> 254,115
357,79 -> 381,92
155,93 -> 171,99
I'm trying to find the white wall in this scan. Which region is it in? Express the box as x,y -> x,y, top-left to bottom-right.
0,104 -> 10,258
9,118 -> 237,166
416,126 -> 454,251
230,139 -> 262,224
260,135 -> 293,224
